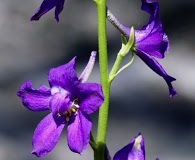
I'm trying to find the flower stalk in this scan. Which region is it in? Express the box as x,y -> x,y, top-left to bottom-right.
94,0 -> 110,159
109,27 -> 135,83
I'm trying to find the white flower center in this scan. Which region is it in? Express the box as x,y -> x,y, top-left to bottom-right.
51,86 -> 69,96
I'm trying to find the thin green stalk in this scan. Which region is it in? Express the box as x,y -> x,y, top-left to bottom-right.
109,27 -> 135,83
109,54 -> 123,83
94,0 -> 110,159
89,131 -> 97,151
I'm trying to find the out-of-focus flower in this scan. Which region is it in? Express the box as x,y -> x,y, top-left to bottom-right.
17,55 -> 104,157
113,133 -> 159,160
31,0 -> 65,22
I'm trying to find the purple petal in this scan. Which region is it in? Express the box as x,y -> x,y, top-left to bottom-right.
136,0 -> 159,38
134,0 -> 169,59
141,0 -> 161,34
54,0 -> 65,22
141,0 -> 159,25
67,112 -> 92,153
32,113 -> 65,157
136,49 -> 177,97
50,92 -> 71,115
113,133 -> 145,160
77,83 -> 104,114
17,81 -> 51,111
31,0 -> 58,21
135,30 -> 169,59
48,57 -> 80,93
105,145 -> 112,160
79,51 -> 97,83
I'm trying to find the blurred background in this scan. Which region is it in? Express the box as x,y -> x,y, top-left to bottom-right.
0,0 -> 195,159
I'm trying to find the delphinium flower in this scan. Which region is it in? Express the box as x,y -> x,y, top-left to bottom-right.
113,133 -> 159,160
31,0 -> 65,21
107,0 -> 177,97
17,52 -> 104,157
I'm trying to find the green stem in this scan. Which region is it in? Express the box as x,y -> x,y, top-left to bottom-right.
114,53 -> 134,77
109,54 -> 123,83
94,0 -> 110,159
109,27 -> 135,83
90,131 -> 97,151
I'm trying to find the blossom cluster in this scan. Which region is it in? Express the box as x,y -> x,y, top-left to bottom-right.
17,0 -> 177,159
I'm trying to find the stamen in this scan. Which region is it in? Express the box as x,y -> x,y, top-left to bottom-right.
68,109 -> 72,116
66,117 -> 70,122
59,99 -> 80,122
74,104 -> 79,109
71,108 -> 76,113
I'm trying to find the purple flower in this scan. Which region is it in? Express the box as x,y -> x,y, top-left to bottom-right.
31,0 -> 65,22
107,0 -> 177,97
17,56 -> 104,157
113,133 -> 159,160
132,0 -> 177,97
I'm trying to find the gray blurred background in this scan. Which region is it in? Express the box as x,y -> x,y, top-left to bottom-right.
0,0 -> 195,159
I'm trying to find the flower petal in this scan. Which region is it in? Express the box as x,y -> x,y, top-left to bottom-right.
136,0 -> 159,40
31,0 -> 58,21
105,145 -> 112,160
79,51 -> 97,83
113,133 -> 145,160
50,92 -> 71,115
134,0 -> 169,59
54,0 -> 65,22
135,30 -> 169,59
32,113 -> 65,157
136,49 -> 177,97
17,81 -> 51,111
77,83 -> 104,114
141,0 -> 159,24
48,57 -> 80,93
67,112 -> 92,153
